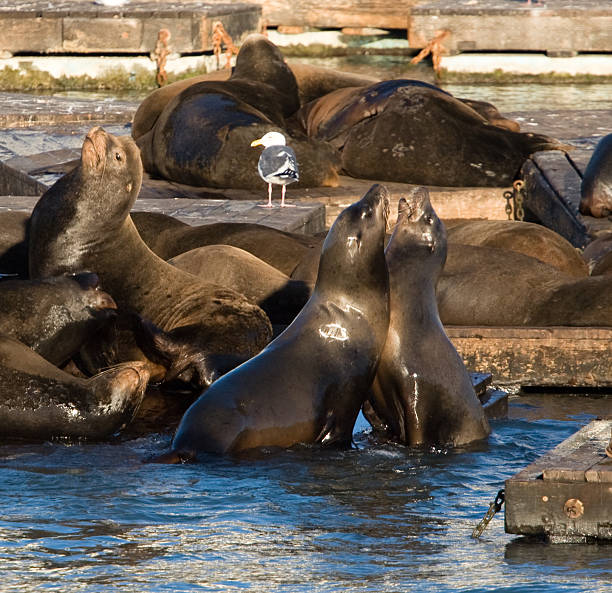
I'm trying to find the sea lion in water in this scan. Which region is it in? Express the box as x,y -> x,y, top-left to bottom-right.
0,272 -> 116,367
136,34 -> 340,189
0,334 -> 149,441
297,79 -> 567,187
155,183 -> 391,460
131,211 -> 321,277
446,220 -> 588,277
29,127 -> 272,385
169,245 -> 311,325
580,133 -> 612,218
364,188 -> 490,447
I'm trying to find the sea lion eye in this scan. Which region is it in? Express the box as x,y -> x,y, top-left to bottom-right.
115,152 -> 122,161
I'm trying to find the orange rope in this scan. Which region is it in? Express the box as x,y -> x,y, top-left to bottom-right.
212,21 -> 238,70
410,29 -> 450,75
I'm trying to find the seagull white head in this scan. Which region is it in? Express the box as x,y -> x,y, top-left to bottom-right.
250,131 -> 287,149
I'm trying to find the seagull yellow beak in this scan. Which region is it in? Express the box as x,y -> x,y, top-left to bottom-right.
250,138 -> 263,147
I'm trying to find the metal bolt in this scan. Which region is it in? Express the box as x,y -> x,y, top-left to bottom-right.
563,498 -> 584,519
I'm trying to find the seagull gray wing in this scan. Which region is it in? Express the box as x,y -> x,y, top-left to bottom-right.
258,145 -> 299,184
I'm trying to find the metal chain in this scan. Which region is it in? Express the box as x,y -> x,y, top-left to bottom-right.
513,179 -> 525,221
471,489 -> 505,538
503,189 -> 514,220
502,180 -> 525,221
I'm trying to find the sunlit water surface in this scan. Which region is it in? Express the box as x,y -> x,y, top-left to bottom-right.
1,394 -> 610,593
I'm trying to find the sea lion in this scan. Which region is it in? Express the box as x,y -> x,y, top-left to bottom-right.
169,245 -> 311,325
136,34 -> 340,189
29,127 -> 272,386
438,243 -> 612,327
582,231 -> 612,274
297,79 -> 567,187
526,274 -> 612,326
132,59 -> 378,142
446,220 -> 588,277
436,244 -> 571,326
580,133 -> 612,218
0,272 -> 116,367
458,98 -> 520,132
131,211 -> 322,277
155,183 -> 391,460
365,188 -> 490,447
591,251 -> 612,276
0,210 -> 29,277
0,334 -> 149,441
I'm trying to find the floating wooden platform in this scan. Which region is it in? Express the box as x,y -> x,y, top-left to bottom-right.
505,419 -> 612,543
409,0 -> 612,54
447,326 -> 612,389
0,193 -> 325,235
521,146 -> 612,249
0,1 -> 261,56
0,139 -> 511,229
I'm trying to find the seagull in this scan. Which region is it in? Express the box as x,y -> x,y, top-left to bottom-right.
250,132 -> 299,208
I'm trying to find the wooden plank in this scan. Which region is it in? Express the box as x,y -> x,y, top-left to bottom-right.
585,458 -> 612,484
481,388 -> 508,420
141,18 -> 195,54
505,479 -> 612,542
531,151 -> 582,217
0,194 -> 326,234
0,2 -> 262,55
410,2 -> 612,53
470,371 -> 492,398
520,158 -> 589,249
63,18 -> 144,52
542,440 -> 608,482
445,325 -> 612,388
0,17 -> 63,53
511,421 -> 610,481
238,0 -> 414,29
505,420 -> 612,541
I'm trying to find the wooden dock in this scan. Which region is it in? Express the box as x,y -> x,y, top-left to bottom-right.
505,419 -> 612,543
0,125 -> 511,229
521,146 -> 612,250
409,1 -> 612,55
0,1 -> 261,56
238,0 -> 612,56
447,326 -> 612,389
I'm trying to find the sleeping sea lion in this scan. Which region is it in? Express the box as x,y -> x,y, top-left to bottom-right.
136,34 -> 340,189
0,334 -> 149,442
0,272 -> 116,367
297,79 -> 568,187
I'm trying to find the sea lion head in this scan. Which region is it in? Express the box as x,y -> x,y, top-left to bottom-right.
231,34 -> 300,116
81,126 -> 143,214
317,183 -> 390,295
391,186 -> 447,265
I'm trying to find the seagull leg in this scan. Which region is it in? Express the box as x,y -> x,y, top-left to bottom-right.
259,183 -> 274,208
280,185 -> 295,207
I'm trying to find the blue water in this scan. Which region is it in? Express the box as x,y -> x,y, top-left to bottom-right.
1,393 -> 610,593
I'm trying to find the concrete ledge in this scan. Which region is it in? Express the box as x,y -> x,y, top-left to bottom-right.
441,53 -> 612,76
